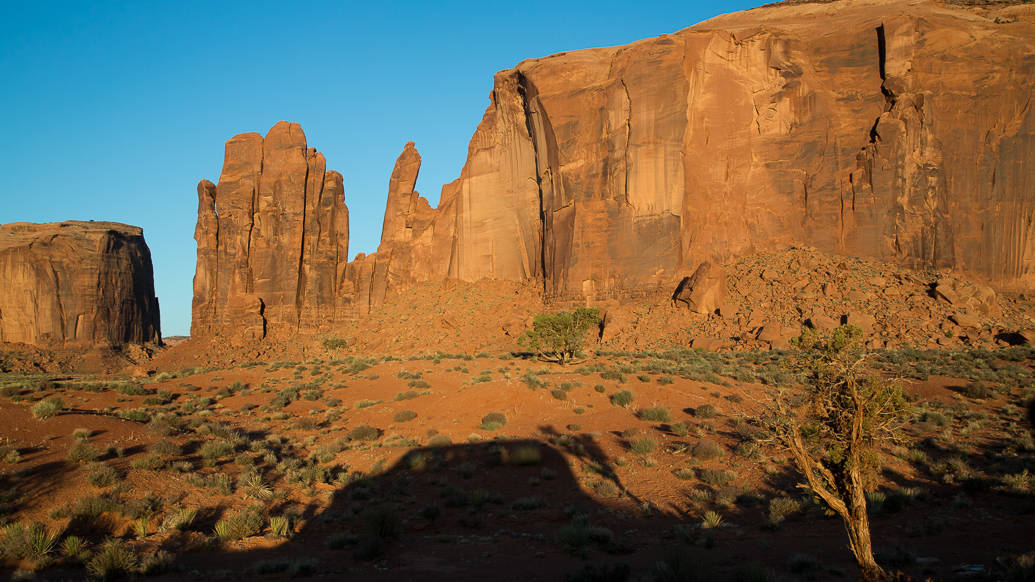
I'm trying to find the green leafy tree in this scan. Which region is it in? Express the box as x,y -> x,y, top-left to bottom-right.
762,326 -> 909,582
518,308 -> 601,365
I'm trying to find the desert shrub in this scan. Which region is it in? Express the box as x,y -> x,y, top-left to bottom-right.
550,388 -> 568,400
0,521 -> 58,565
214,506 -> 265,542
146,414 -> 180,436
519,308 -> 602,364
692,439 -> 725,460
427,435 -> 452,447
394,390 -> 419,401
594,384 -> 605,393
115,408 -> 150,423
767,497 -> 804,526
693,404 -> 718,418
161,508 -> 197,532
393,410 -> 418,422
508,445 -> 542,466
701,510 -> 723,529
479,412 -> 507,431
698,468 -> 736,487
31,397 -> 64,420
523,371 -> 548,390
638,406 -> 671,422
72,428 -> 92,439
671,421 -> 691,437
348,425 -> 380,441
955,382 -> 994,400
87,538 -> 138,579
149,440 -> 182,458
115,383 -> 150,396
87,463 -> 120,488
269,515 -> 292,538
68,439 -> 100,464
673,468 -> 695,480
61,535 -> 89,563
556,514 -> 615,554
512,496 -> 547,510
322,337 -> 348,350
199,440 -> 235,463
629,437 -> 658,455
610,390 -> 634,407
355,399 -> 382,409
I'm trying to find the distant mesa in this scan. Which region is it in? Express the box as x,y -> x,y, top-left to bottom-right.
192,0 -> 1034,344
0,221 -> 161,348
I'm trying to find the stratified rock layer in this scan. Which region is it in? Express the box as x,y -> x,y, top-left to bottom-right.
193,0 -> 1035,342
0,221 -> 161,347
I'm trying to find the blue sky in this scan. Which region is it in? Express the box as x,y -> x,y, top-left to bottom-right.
1,0 -> 763,337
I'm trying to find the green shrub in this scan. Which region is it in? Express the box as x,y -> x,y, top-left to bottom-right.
322,337 -> 348,350
767,497 -> 803,526
671,421 -> 691,437
637,406 -> 671,422
692,439 -> 725,460
518,308 -> 602,364
698,468 -> 736,487
629,437 -> 658,455
479,412 -> 507,431
269,515 -> 292,538
87,538 -> 139,579
199,440 -> 235,463
68,439 -> 100,464
31,397 -> 64,419
393,410 -> 418,422
610,390 -> 634,407
87,463 -> 120,488
394,390 -> 419,401
161,508 -> 197,532
214,506 -> 265,542
693,404 -> 719,418
508,445 -> 542,466
348,425 -> 380,441
0,521 -> 58,565
427,435 -> 452,447
115,383 -> 150,396
550,388 -> 568,401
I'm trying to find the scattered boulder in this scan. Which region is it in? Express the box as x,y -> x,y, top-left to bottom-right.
806,314 -> 841,332
757,324 -> 796,349
844,312 -> 877,334
949,312 -> 982,329
933,278 -> 1001,317
674,262 -> 727,315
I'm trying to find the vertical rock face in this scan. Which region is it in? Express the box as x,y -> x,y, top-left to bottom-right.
433,0 -> 1034,298
0,221 -> 161,347
191,121 -> 349,340
193,0 -> 1035,342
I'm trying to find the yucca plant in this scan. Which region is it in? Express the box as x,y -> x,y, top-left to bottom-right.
701,510 -> 723,529
269,515 -> 292,538
87,538 -> 138,580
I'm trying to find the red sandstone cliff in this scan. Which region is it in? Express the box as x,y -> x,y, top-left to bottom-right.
192,0 -> 1035,341
0,221 -> 161,347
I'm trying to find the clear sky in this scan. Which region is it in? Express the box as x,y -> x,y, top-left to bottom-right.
1,0 -> 764,337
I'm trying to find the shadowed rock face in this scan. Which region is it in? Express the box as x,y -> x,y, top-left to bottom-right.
193,0 -> 1035,341
0,221 -> 161,347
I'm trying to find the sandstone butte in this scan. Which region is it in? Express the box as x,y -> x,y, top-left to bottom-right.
0,221 -> 162,348
192,0 -> 1035,343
